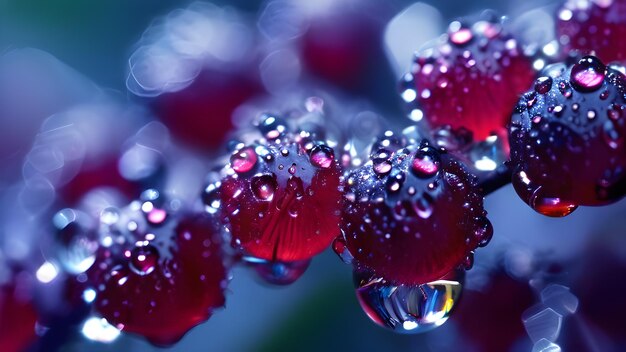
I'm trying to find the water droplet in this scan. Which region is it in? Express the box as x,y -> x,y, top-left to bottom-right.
448,21 -> 473,46
534,76 -> 553,94
570,56 -> 606,92
231,147 -> 258,174
247,257 -> 311,285
413,194 -> 433,219
372,157 -> 392,176
473,216 -> 493,247
411,147 -> 440,178
53,208 -> 98,274
354,269 -> 463,334
202,183 -> 221,214
309,145 -> 334,169
251,174 -> 277,201
129,245 -> 159,276
332,236 -> 354,265
288,163 -> 297,175
257,113 -> 287,140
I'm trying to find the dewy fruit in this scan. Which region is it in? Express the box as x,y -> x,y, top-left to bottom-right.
509,56 -> 626,216
402,14 -> 535,141
218,114 -> 343,262
339,132 -> 491,285
87,190 -> 227,345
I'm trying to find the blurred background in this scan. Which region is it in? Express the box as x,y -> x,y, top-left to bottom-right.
1,0 -> 626,351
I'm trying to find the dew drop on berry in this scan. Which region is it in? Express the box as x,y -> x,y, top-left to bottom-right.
248,257 -> 311,285
257,114 -> 287,140
129,245 -> 159,276
413,194 -> 434,219
309,145 -> 334,169
231,147 -> 258,174
251,174 -> 277,201
534,76 -> 553,94
202,183 -> 221,215
570,56 -> 606,92
411,147 -> 440,178
473,216 -> 493,247
53,208 -> 98,274
354,269 -> 463,333
332,236 -> 354,265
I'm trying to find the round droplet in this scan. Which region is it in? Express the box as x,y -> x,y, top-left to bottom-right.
411,147 -> 440,178
251,174 -> 277,201
372,158 -> 392,176
473,216 -> 493,247
53,208 -> 98,274
129,245 -> 159,276
570,56 -> 606,92
231,147 -> 258,174
258,114 -> 287,140
354,269 -> 463,334
449,21 -> 473,46
534,76 -> 553,94
249,258 -> 311,285
332,236 -> 354,265
202,183 -> 221,214
309,145 -> 334,169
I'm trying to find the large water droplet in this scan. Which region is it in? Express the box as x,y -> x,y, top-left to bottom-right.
231,147 -> 258,174
309,145 -> 335,169
258,113 -> 287,140
448,21 -> 473,46
53,208 -> 98,274
570,56 -> 606,92
411,147 -> 440,178
354,269 -> 463,334
251,174 -> 277,201
129,245 -> 159,276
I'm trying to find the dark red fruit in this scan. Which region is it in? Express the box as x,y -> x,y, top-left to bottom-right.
218,114 -> 342,262
0,276 -> 38,352
152,69 -> 262,150
88,194 -> 227,346
557,0 -> 626,63
509,56 -> 626,216
403,16 -> 535,141
340,132 -> 491,285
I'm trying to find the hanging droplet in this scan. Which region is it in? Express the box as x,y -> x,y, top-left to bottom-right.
332,236 -> 354,265
354,269 -> 463,334
53,208 -> 98,274
247,257 -> 311,285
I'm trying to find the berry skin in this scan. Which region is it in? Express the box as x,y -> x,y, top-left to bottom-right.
340,132 -> 491,285
509,56 -> 626,216
557,0 -> 626,63
403,16 -> 535,141
218,115 -> 342,262
88,192 -> 227,346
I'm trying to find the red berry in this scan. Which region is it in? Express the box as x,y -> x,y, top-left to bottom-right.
557,0 -> 626,63
340,133 -> 491,285
404,16 -> 535,141
509,56 -> 626,216
88,193 -> 227,346
218,115 -> 342,262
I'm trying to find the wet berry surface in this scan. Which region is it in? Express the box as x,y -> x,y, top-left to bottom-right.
509,56 -> 626,216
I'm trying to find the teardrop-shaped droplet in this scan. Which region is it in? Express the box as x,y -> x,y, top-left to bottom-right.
354,269 -> 464,334
332,236 -> 354,265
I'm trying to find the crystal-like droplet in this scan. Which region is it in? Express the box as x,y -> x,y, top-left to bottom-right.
230,147 -> 258,174
129,245 -> 159,276
309,145 -> 335,169
570,56 -> 606,92
246,257 -> 311,285
354,269 -> 464,334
